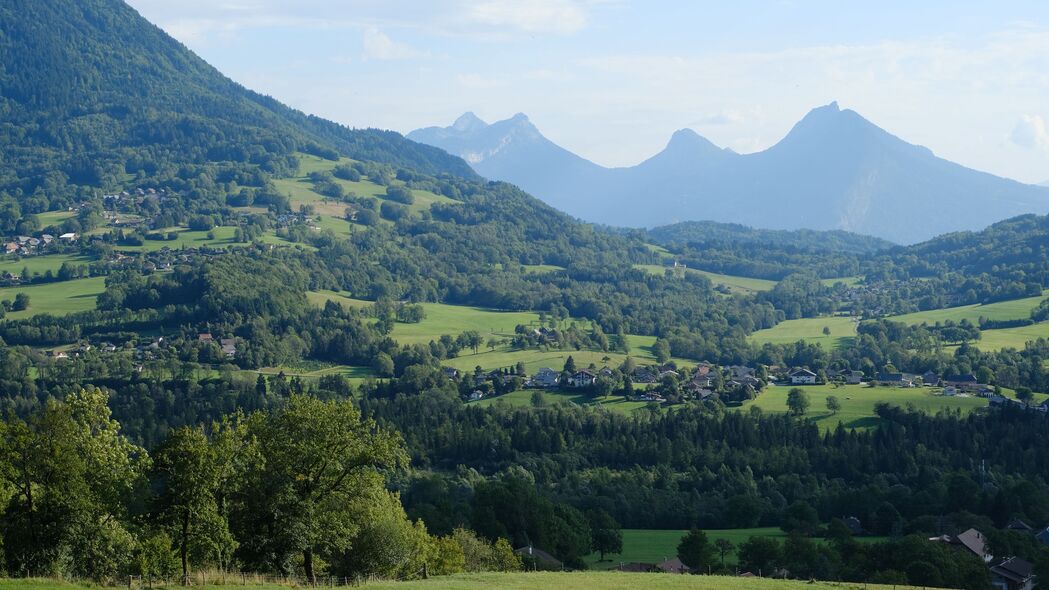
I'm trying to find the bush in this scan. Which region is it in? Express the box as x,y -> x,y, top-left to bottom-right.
380,201 -> 409,221
385,185 -> 415,205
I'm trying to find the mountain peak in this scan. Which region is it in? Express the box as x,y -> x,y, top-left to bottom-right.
661,128 -> 724,156
452,112 -> 487,132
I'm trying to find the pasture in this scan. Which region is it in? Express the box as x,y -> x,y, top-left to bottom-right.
0,276 -> 107,319
738,383 -> 988,430
0,253 -> 97,276
888,291 -> 1049,325
473,389 -> 652,414
748,316 -> 858,350
972,322 -> 1049,351
633,264 -> 777,294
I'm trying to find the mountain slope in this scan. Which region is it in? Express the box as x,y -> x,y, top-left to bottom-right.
411,104 -> 1049,243
649,220 -> 894,254
0,0 -> 475,197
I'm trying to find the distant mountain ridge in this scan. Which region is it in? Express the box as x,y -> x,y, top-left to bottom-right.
648,220 -> 894,254
409,104 -> 1049,243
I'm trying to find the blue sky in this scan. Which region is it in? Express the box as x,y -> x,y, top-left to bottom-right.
127,0 -> 1049,183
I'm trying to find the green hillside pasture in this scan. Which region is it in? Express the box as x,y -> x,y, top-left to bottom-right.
633,264 -> 777,294
35,210 -> 77,226
0,253 -> 97,277
0,276 -> 107,319
249,364 -> 375,387
972,322 -> 1049,351
115,226 -> 239,251
740,384 -> 988,430
306,290 -> 372,310
889,291 -> 1049,325
820,275 -> 863,287
748,316 -> 858,349
392,303 -> 540,345
473,390 -> 651,414
0,574 -> 930,590
586,529 -> 885,571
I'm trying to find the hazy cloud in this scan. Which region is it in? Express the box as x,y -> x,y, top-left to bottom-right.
464,0 -> 589,35
1011,115 -> 1049,152
362,28 -> 429,60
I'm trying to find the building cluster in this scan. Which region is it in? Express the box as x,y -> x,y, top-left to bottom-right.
930,525 -> 1043,590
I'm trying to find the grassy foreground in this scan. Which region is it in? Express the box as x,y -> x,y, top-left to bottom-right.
0,573 -> 942,590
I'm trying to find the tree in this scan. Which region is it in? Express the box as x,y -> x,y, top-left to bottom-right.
826,395 -> 841,415
152,426 -> 231,584
737,536 -> 781,575
677,528 -> 715,573
1015,387 -> 1033,405
236,395 -> 407,582
653,338 -> 671,364
786,388 -> 810,416
563,355 -> 576,373
11,292 -> 29,311
714,538 -> 734,570
587,509 -> 622,561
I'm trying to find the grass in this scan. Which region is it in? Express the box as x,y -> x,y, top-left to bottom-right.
820,275 -> 863,287
306,290 -> 372,310
392,303 -> 541,345
522,264 -> 566,275
888,291 -> 1049,325
586,529 -> 886,571
738,383 -> 989,430
115,226 -> 240,252
749,316 -> 858,350
0,575 -> 939,590
473,389 -> 652,414
633,265 -> 777,295
971,322 -> 1049,351
35,210 -> 76,226
0,276 -> 107,319
0,253 -> 97,276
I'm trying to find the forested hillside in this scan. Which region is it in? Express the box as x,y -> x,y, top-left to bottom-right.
0,0 -> 474,204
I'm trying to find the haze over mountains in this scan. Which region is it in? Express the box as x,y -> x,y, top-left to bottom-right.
410,105 -> 1049,244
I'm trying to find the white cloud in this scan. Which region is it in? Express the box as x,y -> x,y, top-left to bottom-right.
464,0 -> 589,35
1010,115 -> 1049,152
362,28 -> 429,60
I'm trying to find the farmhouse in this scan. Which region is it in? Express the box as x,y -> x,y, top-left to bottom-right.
530,367 -> 559,388
945,373 -> 979,389
930,528 -> 992,562
990,556 -> 1036,590
922,370 -> 940,386
789,368 -> 817,385
567,369 -> 597,388
514,546 -> 562,570
655,557 -> 690,574
876,372 -> 913,387
845,370 -> 865,384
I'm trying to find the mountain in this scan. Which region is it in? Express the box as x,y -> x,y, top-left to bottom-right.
1040,180 -> 1049,187
648,220 -> 894,254
410,104 -> 1049,243
0,0 -> 475,198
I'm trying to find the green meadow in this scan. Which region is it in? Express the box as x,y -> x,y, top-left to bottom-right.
888,291 -> 1049,325
633,264 -> 777,294
0,253 -> 97,276
473,389 -> 652,414
748,316 -> 858,350
306,290 -> 372,310
738,383 -> 989,430
0,276 -> 107,319
586,528 -> 886,571
973,322 -> 1049,351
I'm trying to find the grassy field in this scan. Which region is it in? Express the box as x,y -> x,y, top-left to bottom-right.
633,265 -> 777,295
586,529 -> 886,571
473,389 -> 652,414
0,276 -> 106,319
820,275 -> 863,287
971,322 -> 1049,351
0,253 -> 97,276
888,291 -> 1049,325
0,574 -> 931,590
748,316 -> 858,350
739,383 -> 988,430
306,290 -> 372,310
35,210 -> 76,226
392,303 -> 541,345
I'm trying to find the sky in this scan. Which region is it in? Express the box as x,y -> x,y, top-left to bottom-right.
126,0 -> 1049,184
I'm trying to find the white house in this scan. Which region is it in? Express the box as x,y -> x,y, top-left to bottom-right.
789,368 -> 817,385
567,370 -> 597,388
